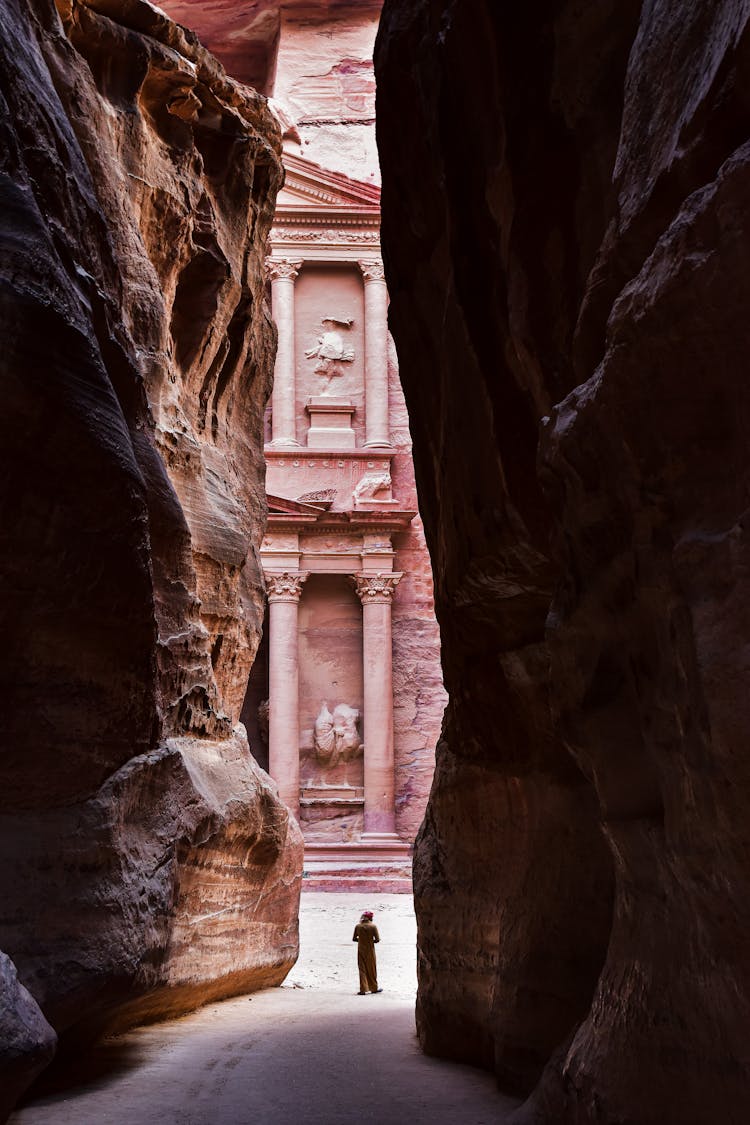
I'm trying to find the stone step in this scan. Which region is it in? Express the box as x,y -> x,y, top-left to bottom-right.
302,873 -> 413,894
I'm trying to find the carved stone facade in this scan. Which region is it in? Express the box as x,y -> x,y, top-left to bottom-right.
240,149 -> 446,887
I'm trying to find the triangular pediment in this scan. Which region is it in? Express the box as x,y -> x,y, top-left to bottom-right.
276,152 -> 381,217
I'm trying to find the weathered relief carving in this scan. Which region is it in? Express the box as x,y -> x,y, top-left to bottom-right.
297,488 -> 337,504
313,702 -> 362,766
305,317 -> 355,393
353,472 -> 391,502
271,227 -> 380,244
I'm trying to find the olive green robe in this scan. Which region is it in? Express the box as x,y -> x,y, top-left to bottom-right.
353,920 -> 380,992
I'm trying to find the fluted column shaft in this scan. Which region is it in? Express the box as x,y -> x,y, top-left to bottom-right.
267,259 -> 302,446
358,259 -> 390,448
353,573 -> 402,834
266,572 -> 307,816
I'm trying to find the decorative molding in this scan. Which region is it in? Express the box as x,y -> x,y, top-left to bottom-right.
266,571 -> 308,601
352,572 -> 402,603
265,258 -> 303,282
283,178 -> 359,207
271,227 -> 380,244
278,152 -> 381,208
358,258 -> 385,282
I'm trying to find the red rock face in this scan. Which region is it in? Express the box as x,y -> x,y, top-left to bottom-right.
376,2 -> 750,1122
0,0 -> 301,1106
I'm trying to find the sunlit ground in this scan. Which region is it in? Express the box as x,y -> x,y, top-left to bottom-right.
10,894 -> 519,1125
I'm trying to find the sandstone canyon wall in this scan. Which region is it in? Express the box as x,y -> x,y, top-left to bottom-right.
376,2 -> 750,1123
160,0 -> 447,850
0,0 -> 302,1115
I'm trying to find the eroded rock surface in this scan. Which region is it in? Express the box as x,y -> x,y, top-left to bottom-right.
0,0 -> 301,1102
376,2 -> 750,1122
159,0 -> 383,179
0,954 -> 56,1121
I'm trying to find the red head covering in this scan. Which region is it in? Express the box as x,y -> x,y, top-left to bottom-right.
361,910 -> 374,919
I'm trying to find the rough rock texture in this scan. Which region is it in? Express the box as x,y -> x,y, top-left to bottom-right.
0,0 -> 302,1099
160,0 -> 382,183
0,954 -> 56,1121
376,2 -> 750,1123
388,335 -> 447,841
168,0 -> 445,849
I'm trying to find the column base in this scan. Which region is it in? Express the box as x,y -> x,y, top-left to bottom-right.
359,831 -> 404,845
363,812 -> 397,834
268,438 -> 302,448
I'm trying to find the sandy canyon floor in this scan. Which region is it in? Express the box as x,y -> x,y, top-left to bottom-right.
10,894 -> 519,1125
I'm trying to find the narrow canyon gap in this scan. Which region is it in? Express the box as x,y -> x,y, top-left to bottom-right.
376,2 -> 750,1124
3,1 -> 750,1124
1,0 -> 444,1117
158,0 -> 446,891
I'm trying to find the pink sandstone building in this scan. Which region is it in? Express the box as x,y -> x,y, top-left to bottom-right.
161,0 -> 446,888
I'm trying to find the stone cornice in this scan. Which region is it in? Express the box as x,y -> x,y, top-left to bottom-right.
281,152 -> 381,206
264,446 -> 396,460
266,511 -> 416,534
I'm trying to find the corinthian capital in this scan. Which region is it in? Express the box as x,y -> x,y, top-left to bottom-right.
357,258 -> 385,283
266,258 -> 303,282
266,571 -> 308,601
351,572 -> 402,603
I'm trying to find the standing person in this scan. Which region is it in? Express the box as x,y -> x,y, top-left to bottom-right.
353,910 -> 382,995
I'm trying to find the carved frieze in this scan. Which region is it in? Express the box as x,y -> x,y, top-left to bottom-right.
271,227 -> 380,244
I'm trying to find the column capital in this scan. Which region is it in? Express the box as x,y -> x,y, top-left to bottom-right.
266,571 -> 308,602
266,257 -> 303,282
352,572 -> 402,603
357,258 -> 385,283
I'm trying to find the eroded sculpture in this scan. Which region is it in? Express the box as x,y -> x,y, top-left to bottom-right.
353,472 -> 391,502
305,317 -> 355,392
313,702 -> 362,766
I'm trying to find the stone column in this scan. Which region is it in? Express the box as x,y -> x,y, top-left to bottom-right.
358,259 -> 390,448
267,259 -> 303,446
352,572 -> 402,835
266,571 -> 307,816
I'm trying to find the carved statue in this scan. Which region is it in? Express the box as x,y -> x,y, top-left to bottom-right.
305,317 -> 355,393
313,701 -> 362,766
353,472 -> 391,502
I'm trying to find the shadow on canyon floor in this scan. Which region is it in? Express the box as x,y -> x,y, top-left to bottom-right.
12,896 -> 519,1125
